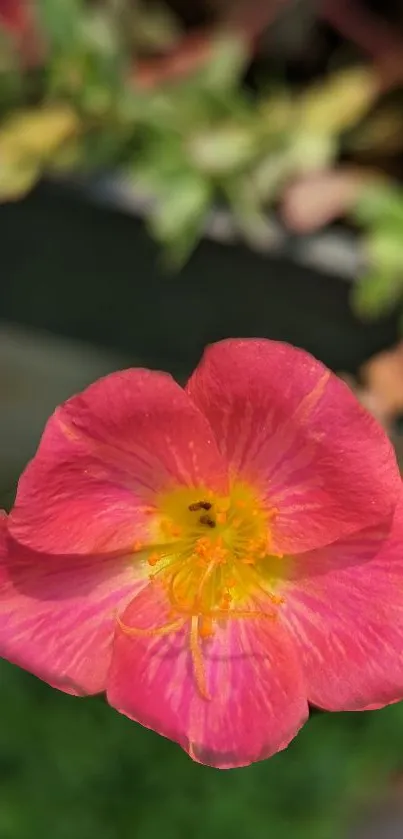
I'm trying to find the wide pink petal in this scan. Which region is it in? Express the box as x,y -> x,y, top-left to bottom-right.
186,339 -> 400,554
0,514 -> 145,694
107,583 -> 308,769
280,507 -> 403,710
9,369 -> 228,555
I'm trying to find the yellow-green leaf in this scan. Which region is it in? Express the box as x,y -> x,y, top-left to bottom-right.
0,105 -> 80,164
187,124 -> 257,175
298,67 -> 378,135
0,160 -> 39,202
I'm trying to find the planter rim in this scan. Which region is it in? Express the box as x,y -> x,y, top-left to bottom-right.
50,172 -> 364,283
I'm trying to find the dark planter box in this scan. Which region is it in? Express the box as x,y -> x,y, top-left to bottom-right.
0,180 -> 398,379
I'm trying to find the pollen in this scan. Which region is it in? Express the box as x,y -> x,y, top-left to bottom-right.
170,525 -> 182,538
135,482 -> 284,700
199,617 -> 214,638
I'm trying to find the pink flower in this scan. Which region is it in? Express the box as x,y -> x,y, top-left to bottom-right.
1,338 -> 403,768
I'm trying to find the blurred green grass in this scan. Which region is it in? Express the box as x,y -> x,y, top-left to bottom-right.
0,658 -> 402,839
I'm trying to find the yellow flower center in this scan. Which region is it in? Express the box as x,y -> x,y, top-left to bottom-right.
120,483 -> 285,700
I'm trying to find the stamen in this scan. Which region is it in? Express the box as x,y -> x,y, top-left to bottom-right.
190,616 -> 211,700
146,483 -> 285,701
247,568 -> 286,605
117,616 -> 185,637
195,558 -> 217,606
219,593 -> 232,609
204,608 -> 277,621
160,519 -> 185,539
168,567 -> 196,614
195,536 -> 210,556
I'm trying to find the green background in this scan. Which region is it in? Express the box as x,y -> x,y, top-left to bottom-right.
0,660 -> 403,839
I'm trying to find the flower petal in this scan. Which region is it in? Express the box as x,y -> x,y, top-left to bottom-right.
107,583 -> 308,769
9,369 -> 228,555
280,508 -> 403,710
0,514 -> 144,694
186,339 -> 400,553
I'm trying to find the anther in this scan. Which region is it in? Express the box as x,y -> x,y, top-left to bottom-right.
199,617 -> 214,638
220,593 -> 232,608
188,501 -> 212,512
199,514 -> 216,528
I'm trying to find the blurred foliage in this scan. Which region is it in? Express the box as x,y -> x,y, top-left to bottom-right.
1,656 -> 403,839
1,0 -> 403,299
0,0 -> 384,262
351,183 -> 403,321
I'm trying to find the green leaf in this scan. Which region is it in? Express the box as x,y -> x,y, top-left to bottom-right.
132,132 -> 189,192
354,182 -> 403,228
352,269 -> 403,318
368,229 -> 403,272
288,132 -> 337,174
352,230 -> 403,318
148,174 -> 212,264
251,152 -> 294,201
0,106 -> 80,161
0,159 -> 39,202
196,33 -> 248,92
37,0 -> 83,53
224,176 -> 273,249
132,2 -> 181,52
186,124 -> 258,175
